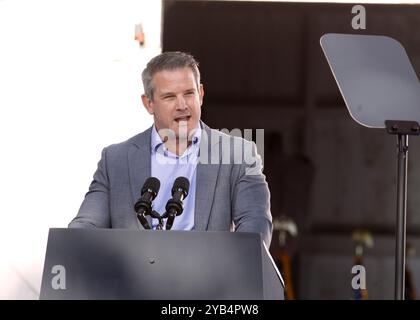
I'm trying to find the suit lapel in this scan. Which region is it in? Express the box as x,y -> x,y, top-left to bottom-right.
128,127 -> 152,229
194,122 -> 221,231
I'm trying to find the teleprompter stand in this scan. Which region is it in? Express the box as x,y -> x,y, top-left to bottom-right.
321,33 -> 420,300
385,120 -> 420,299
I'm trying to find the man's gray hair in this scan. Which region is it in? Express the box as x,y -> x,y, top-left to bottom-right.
141,51 -> 201,100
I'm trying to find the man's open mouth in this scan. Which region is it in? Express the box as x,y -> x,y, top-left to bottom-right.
175,116 -> 191,122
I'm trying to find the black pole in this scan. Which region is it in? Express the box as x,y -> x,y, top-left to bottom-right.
395,134 -> 408,300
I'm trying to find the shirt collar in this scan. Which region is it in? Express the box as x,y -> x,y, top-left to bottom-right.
151,123 -> 202,156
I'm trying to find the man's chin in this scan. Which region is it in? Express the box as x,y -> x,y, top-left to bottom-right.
175,120 -> 197,134
175,119 -> 190,126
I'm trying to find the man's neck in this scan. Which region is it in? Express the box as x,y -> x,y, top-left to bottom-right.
164,138 -> 192,156
155,122 -> 200,156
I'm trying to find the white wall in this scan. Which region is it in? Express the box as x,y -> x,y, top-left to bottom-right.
0,0 -> 161,299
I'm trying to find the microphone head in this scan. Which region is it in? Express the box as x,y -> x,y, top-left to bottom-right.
141,177 -> 160,199
172,176 -> 190,198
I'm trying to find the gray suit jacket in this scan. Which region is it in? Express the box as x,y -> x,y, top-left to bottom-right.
69,122 -> 273,246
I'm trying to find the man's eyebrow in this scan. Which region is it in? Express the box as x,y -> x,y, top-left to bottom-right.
159,91 -> 175,97
159,88 -> 196,97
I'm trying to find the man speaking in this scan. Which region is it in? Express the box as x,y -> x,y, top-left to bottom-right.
69,51 -> 273,246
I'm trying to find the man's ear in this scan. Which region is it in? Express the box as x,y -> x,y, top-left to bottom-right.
199,84 -> 204,106
141,94 -> 154,115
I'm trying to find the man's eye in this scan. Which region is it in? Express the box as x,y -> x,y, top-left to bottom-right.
185,92 -> 194,96
163,95 -> 175,100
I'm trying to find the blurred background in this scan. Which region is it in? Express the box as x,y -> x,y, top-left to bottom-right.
2,0 -> 420,299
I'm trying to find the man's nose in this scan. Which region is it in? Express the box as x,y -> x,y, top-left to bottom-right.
175,96 -> 188,110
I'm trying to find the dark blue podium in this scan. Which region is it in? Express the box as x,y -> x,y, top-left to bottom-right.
40,228 -> 284,300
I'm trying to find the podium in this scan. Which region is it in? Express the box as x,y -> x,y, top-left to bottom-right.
40,228 -> 284,300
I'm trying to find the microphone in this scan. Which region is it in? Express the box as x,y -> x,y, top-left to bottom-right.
134,177 -> 160,229
164,176 -> 190,230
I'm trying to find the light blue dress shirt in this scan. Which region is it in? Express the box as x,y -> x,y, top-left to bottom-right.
150,124 -> 201,230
